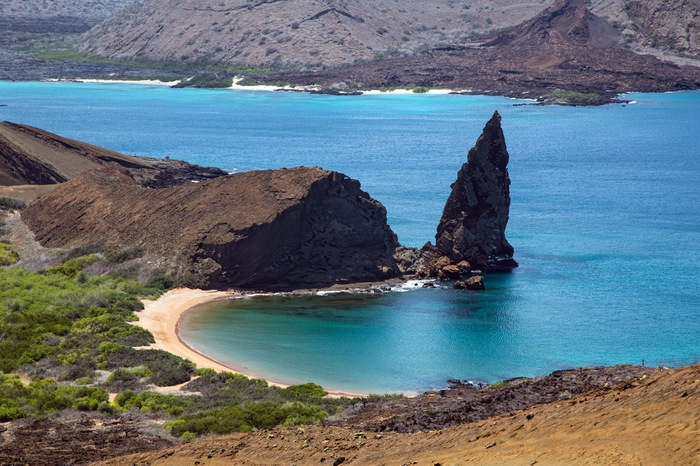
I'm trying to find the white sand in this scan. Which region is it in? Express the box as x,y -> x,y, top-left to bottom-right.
64,77 -> 459,95
71,78 -> 181,86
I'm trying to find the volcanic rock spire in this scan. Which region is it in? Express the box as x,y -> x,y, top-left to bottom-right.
435,111 -> 517,270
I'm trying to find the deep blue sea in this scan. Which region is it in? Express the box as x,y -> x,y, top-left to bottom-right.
2,82 -> 698,394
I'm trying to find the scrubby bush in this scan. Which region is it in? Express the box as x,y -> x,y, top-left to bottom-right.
166,401 -> 328,437
104,347 -> 195,387
0,243 -> 19,266
106,245 -> 145,264
145,273 -> 176,292
114,389 -> 194,416
0,374 -> 109,419
0,196 -> 26,211
282,383 -> 327,401
45,254 -> 100,277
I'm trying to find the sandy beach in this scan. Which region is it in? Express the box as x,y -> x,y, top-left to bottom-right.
67,77 -> 457,95
135,288 -> 293,386
135,287 -> 389,396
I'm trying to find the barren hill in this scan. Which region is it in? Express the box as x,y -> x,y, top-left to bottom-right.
0,121 -> 226,190
77,0 -> 553,68
21,166 -> 400,289
590,0 -> 700,59
271,0 -> 700,98
0,0 -> 136,21
76,0 -> 700,70
97,362 -> 700,465
0,0 -> 137,34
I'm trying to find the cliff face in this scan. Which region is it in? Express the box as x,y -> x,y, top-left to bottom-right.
435,111 -> 516,270
0,121 -> 226,188
21,166 -> 400,289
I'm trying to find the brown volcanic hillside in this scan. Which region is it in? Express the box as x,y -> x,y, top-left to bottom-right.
97,363 -> 700,465
591,0 -> 700,59
0,121 -> 153,185
0,121 -> 226,190
21,166 -> 400,289
0,0 -> 137,34
77,0 -> 551,68
272,0 -> 700,98
76,0 -> 700,70
0,0 -> 136,21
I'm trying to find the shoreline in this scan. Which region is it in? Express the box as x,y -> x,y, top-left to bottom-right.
63,77 -> 469,96
136,286 -> 390,398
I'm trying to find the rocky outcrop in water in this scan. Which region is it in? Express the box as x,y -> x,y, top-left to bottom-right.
435,111 -> 517,270
21,166 -> 400,289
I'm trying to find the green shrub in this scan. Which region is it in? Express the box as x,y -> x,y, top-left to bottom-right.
412,86 -> 429,93
166,401 -> 328,437
0,197 -> 26,211
45,254 -> 100,277
282,383 -> 328,401
106,246 -> 145,264
0,243 -> 19,266
104,348 -> 195,387
145,273 -> 176,292
550,90 -> 600,104
114,389 -> 194,415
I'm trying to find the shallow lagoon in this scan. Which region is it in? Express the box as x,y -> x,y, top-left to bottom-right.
1,83 -> 698,393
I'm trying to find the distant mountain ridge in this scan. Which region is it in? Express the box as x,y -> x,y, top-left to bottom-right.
269,0 -> 700,98
77,0 -> 552,68
77,0 -> 699,68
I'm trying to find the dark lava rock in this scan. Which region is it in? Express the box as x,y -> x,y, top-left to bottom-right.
453,280 -> 466,290
22,166 -> 401,290
327,364 -> 660,434
435,111 -> 517,270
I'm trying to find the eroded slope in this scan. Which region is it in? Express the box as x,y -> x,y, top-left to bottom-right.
21,166 -> 400,289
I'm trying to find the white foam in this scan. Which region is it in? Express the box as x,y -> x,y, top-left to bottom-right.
393,279 -> 435,292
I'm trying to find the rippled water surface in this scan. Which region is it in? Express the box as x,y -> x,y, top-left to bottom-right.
2,83 -> 698,393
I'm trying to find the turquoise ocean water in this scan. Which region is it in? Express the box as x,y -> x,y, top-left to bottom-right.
1,82 -> 698,394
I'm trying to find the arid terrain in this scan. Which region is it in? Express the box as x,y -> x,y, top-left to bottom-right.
79,363 -> 698,465
269,0 -> 700,102
1,363 -> 695,465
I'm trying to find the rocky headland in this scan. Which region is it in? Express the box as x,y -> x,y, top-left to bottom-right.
21,166 -> 402,289
10,111 -> 515,290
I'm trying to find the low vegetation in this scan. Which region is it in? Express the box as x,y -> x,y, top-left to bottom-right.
172,73 -> 233,89
549,90 -> 601,105
15,34 -> 276,82
0,226 -> 388,438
